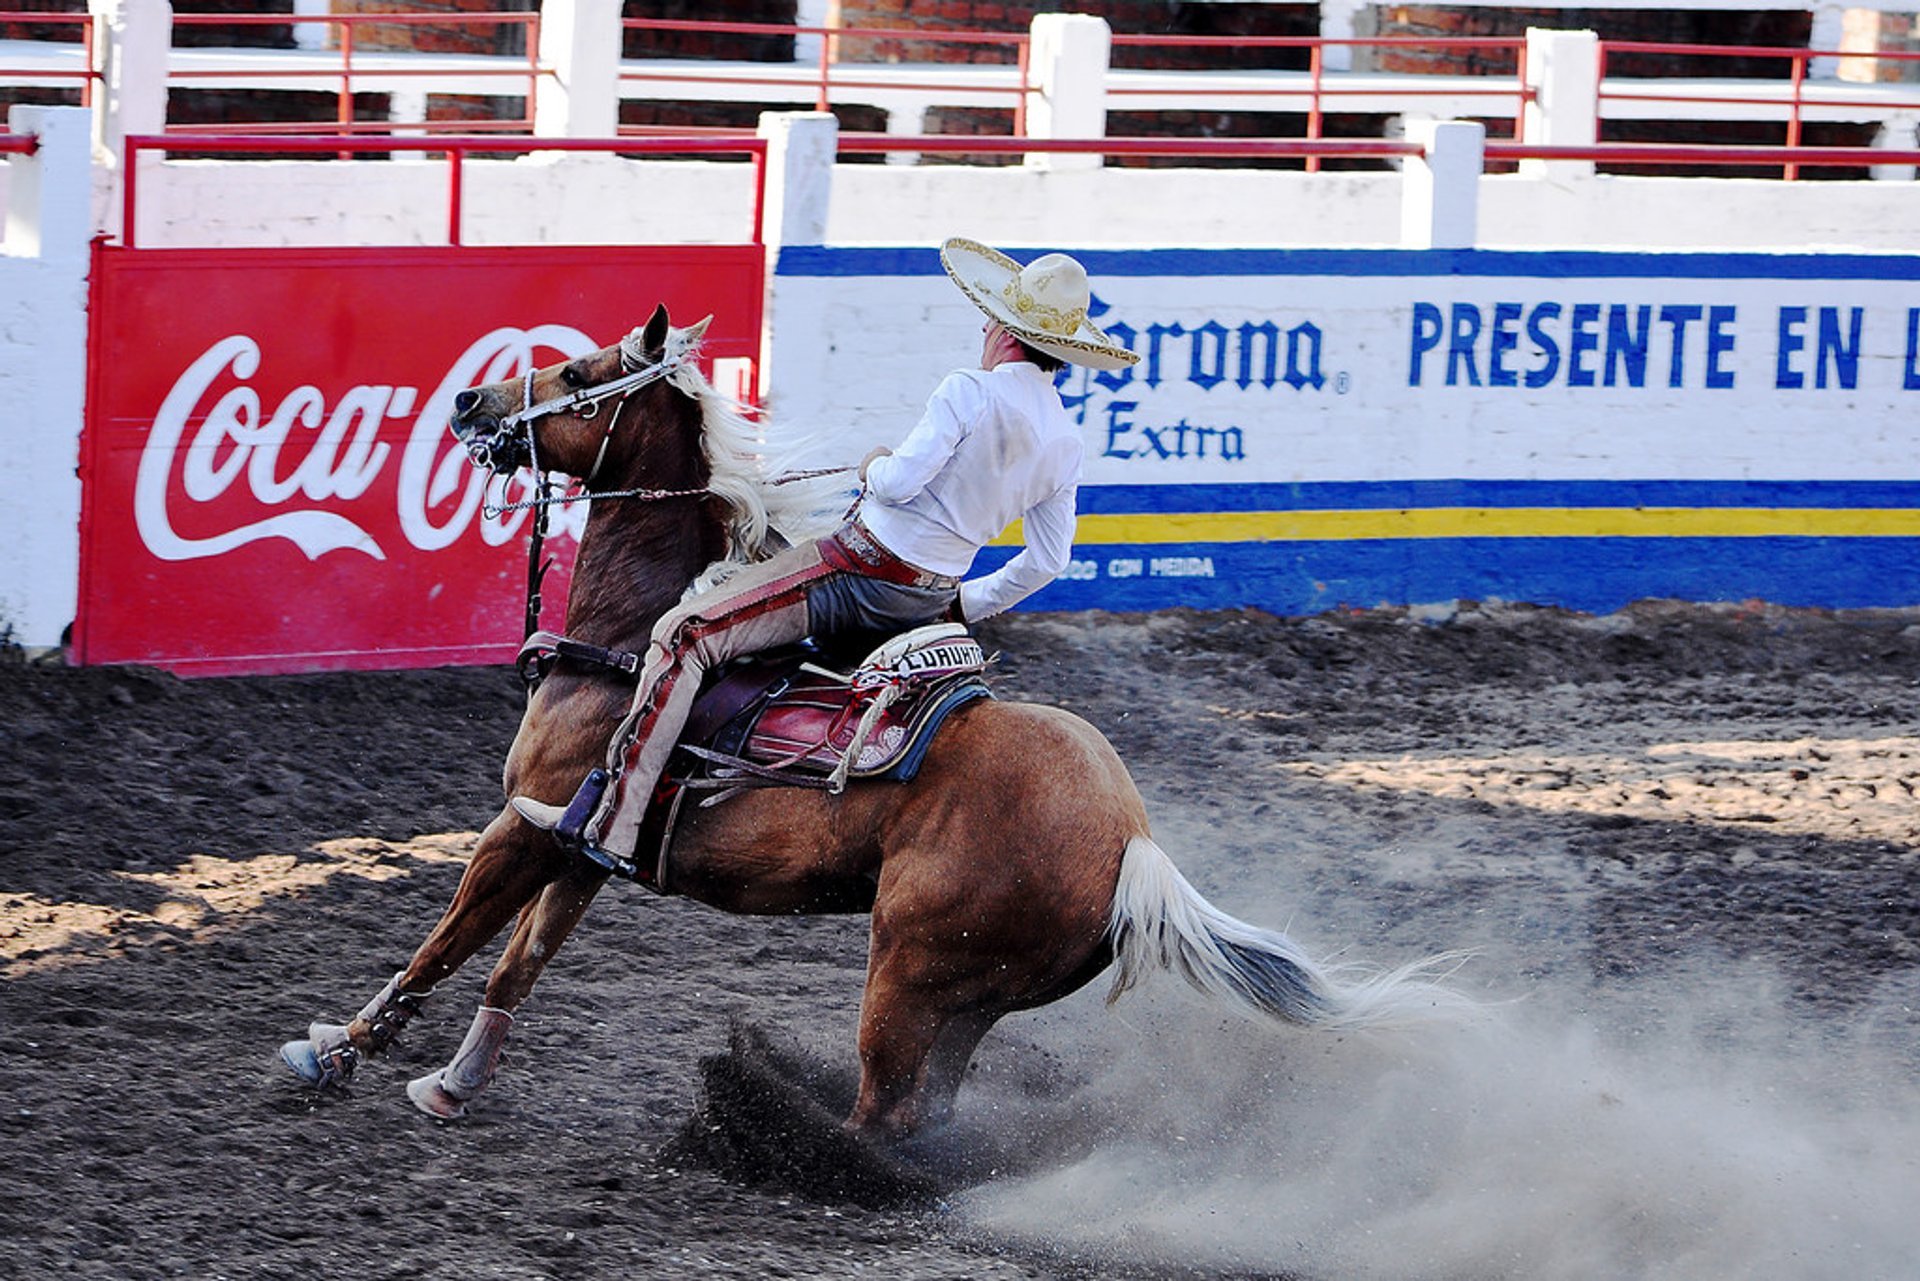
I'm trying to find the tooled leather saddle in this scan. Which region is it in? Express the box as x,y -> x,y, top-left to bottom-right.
516,623 -> 993,888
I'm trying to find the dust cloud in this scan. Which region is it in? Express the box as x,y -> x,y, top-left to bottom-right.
953,966 -> 1920,1280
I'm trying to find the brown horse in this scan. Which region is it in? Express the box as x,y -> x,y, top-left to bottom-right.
279,304 -> 1468,1138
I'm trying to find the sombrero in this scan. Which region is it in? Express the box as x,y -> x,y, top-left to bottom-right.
940,237 -> 1139,371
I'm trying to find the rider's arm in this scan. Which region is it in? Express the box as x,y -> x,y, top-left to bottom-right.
862,372 -> 984,505
957,481 -> 1077,622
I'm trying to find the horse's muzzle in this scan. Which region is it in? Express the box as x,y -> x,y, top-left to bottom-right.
449,391 -> 524,473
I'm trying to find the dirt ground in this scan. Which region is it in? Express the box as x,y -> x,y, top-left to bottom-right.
4,600 -> 1919,1280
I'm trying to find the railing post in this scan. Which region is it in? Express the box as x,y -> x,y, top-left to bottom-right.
1,106 -> 93,650
1522,27 -> 1599,181
535,0 -> 621,139
1025,13 -> 1110,172
1401,119 -> 1484,250
88,0 -> 171,163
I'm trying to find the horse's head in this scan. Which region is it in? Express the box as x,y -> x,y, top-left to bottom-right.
449,303 -> 712,489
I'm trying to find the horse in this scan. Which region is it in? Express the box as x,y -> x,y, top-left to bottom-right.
279,303 -> 1470,1139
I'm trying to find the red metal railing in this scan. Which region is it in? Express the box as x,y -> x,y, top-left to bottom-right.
119,134 -> 767,249
0,10 -> 98,106
1600,41 -> 1920,179
165,11 -> 545,135
837,133 -> 1425,163
620,17 -> 1033,134
1,130 -> 40,154
1489,140 -> 1920,172
1108,34 -> 1531,172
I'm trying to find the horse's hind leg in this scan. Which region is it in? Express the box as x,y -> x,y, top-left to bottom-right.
407,860 -> 609,1118
918,1011 -> 999,1130
279,810 -> 562,1091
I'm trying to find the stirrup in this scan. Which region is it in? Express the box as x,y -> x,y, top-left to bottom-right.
516,770 -> 638,879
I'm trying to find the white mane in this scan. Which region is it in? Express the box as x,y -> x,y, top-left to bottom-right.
661,324 -> 852,594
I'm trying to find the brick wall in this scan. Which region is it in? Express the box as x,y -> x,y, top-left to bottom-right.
1361,6 -> 1812,77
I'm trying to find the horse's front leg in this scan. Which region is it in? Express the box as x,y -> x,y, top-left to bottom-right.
407,859 -> 609,1118
278,809 -> 562,1092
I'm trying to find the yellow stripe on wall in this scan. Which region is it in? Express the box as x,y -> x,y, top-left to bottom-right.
992,507 -> 1920,547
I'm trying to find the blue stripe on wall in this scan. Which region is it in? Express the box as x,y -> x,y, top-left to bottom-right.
1074,479 -> 1920,516
977,535 -> 1920,616
776,245 -> 1920,281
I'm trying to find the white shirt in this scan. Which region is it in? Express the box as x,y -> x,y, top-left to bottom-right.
858,361 -> 1082,621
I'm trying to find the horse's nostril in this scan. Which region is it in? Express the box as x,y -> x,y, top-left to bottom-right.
453,389 -> 482,415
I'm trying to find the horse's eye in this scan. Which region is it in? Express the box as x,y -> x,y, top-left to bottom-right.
560,365 -> 585,389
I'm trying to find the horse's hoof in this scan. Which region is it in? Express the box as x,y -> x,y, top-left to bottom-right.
280,1021 -> 355,1088
407,1070 -> 470,1120
279,1037 -> 325,1084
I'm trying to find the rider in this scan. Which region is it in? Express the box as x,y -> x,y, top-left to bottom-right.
512,236 -> 1139,868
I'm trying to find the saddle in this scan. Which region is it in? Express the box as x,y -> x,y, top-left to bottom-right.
675,622 -> 992,798
518,623 -> 993,888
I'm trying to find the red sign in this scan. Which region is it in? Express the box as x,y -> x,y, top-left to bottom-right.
76,243 -> 763,675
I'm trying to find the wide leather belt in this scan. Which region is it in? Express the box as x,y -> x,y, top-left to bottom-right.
823,519 -> 961,591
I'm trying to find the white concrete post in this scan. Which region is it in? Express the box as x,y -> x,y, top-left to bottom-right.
755,111 -> 838,408
1870,116 -> 1919,182
89,0 -> 171,163
1318,0 -> 1361,73
5,107 -> 93,262
1,107 -> 93,650
756,111 -> 836,248
793,0 -> 830,71
884,104 -> 928,167
534,0 -> 621,139
1809,3 -> 1845,80
1401,119 -> 1484,250
1025,13 -> 1110,172
291,0 -> 328,52
1522,27 -> 1600,181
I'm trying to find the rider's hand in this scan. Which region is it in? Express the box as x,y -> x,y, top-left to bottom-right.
858,446 -> 892,481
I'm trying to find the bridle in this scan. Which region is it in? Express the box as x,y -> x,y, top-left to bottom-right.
469,344 -> 705,516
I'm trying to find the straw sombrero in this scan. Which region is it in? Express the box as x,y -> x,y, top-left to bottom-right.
940,237 -> 1139,371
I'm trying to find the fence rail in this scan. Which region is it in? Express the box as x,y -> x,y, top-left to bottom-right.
0,9 -> 95,105
622,17 -> 1032,132
119,133 -> 768,250
0,128 -> 37,154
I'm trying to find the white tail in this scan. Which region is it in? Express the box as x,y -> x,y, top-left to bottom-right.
1106,836 -> 1474,1030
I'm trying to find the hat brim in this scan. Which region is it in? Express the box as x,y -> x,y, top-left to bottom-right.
940,237 -> 1139,371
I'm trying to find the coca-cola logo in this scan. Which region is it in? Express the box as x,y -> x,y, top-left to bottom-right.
134,325 -> 597,562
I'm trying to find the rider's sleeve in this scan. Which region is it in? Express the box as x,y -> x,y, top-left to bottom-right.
862,372 -> 983,504
958,481 -> 1077,622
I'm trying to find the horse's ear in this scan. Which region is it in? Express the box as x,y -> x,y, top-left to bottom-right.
641,303 -> 670,358
684,315 -> 713,345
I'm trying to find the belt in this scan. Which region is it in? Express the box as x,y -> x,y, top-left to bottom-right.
823,519 -> 962,591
